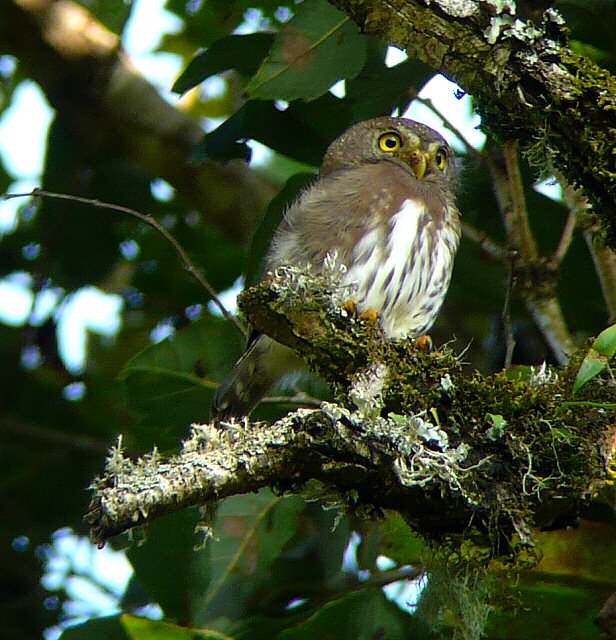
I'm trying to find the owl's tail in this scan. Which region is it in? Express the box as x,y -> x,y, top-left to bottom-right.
212,334 -> 300,421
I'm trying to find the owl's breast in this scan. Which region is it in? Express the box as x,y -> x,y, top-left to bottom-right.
344,195 -> 460,339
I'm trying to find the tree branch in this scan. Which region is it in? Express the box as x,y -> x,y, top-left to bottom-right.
329,0 -> 616,243
487,141 -> 575,363
86,267 -> 616,561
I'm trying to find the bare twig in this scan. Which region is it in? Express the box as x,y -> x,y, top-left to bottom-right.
550,210 -> 577,268
585,232 -> 616,324
3,188 -> 248,337
261,391 -> 324,407
460,221 -> 508,262
560,182 -> 616,323
414,96 -> 482,160
486,143 -> 574,364
501,140 -> 538,262
0,417 -> 109,453
358,566 -> 424,589
502,263 -> 516,369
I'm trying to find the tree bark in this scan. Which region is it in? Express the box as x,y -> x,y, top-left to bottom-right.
87,268 -> 616,561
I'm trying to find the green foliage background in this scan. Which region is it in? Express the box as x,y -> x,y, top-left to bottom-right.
1,0 -> 616,638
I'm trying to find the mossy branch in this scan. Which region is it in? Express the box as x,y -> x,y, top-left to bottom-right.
87,268 -> 616,562
329,0 -> 616,243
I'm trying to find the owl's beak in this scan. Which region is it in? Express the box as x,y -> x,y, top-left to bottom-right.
406,150 -> 429,181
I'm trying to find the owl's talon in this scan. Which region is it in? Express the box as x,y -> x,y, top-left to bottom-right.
358,308 -> 380,324
415,335 -> 433,352
341,299 -> 359,317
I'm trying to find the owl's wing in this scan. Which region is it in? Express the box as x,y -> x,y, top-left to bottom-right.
212,333 -> 302,420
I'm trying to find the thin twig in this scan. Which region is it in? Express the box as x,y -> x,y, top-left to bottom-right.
502,140 -> 538,261
558,181 -> 616,323
352,566 -> 424,589
460,221 -> 508,261
502,261 -> 516,369
585,231 -> 616,324
550,210 -> 577,268
486,144 -> 574,364
0,417 -> 109,453
3,188 -> 248,337
414,96 -> 483,160
411,96 -> 509,266
261,391 -> 324,407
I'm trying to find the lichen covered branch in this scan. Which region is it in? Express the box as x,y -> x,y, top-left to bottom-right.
87,268 -> 616,559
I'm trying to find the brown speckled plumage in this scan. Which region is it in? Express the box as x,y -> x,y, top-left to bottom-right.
214,117 -> 461,419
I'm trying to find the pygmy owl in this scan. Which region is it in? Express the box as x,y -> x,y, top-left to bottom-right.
213,116 -> 460,419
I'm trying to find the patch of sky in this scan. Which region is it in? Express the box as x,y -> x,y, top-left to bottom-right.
405,74 -> 487,153
120,238 -> 140,261
62,381 -> 87,402
56,288 -> 124,373
207,275 -> 244,316
342,531 -> 426,615
150,178 -> 175,202
185,302 -> 204,320
0,80 -> 53,180
150,316 -> 177,342
330,79 -> 345,98
41,529 -> 149,640
0,272 -> 33,326
535,176 -> 563,202
122,0 -> 183,94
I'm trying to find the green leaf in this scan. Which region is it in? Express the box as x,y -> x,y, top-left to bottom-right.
277,590 -> 428,639
60,615 -> 131,639
379,513 -> 427,565
164,0 -> 295,50
195,94 -> 351,165
592,323 -> 616,357
487,576 -> 605,640
122,614 -> 228,639
193,492 -> 307,624
127,509 -> 209,623
487,521 -> 616,639
346,40 -> 433,121
573,324 -> 616,394
485,413 -> 507,441
558,0 -> 616,72
173,33 -> 275,94
127,491 -> 307,626
574,351 -> 609,394
120,317 -> 244,449
85,0 -> 134,35
60,613 -> 229,639
246,0 -> 367,101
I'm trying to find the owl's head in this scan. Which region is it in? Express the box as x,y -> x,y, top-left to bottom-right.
320,117 -> 458,188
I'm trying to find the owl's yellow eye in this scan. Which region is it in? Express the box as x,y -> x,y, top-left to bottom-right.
435,147 -> 448,171
378,132 -> 402,153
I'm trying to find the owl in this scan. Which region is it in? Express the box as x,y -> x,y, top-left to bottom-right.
213,117 -> 460,419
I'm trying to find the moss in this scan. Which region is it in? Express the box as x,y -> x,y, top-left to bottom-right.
239,268 -> 616,563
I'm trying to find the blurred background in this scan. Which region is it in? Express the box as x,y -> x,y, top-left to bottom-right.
1,0 -> 614,638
